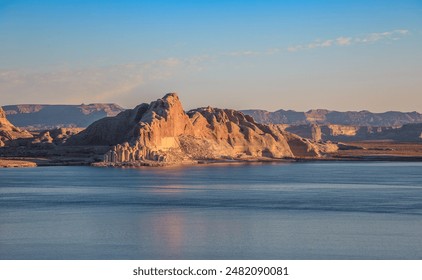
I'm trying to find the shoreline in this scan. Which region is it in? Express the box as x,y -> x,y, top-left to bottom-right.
2,141 -> 422,168
2,154 -> 422,168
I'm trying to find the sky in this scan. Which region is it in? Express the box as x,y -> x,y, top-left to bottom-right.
0,0 -> 421,112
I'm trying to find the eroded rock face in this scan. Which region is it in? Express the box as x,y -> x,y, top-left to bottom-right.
185,107 -> 295,159
0,107 -> 33,147
70,93 -> 336,164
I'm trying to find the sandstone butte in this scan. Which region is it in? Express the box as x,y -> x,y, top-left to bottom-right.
68,93 -> 338,166
0,106 -> 32,147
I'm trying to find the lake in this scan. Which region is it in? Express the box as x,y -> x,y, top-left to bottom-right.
1,162 -> 422,259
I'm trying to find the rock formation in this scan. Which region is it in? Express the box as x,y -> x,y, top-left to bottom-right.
284,124 -> 422,142
242,108 -> 422,126
69,93 -> 337,165
3,103 -> 124,130
32,128 -> 84,145
0,107 -> 33,147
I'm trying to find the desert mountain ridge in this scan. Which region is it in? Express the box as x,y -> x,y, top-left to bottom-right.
241,108 -> 422,127
284,123 -> 422,142
3,103 -> 124,130
2,102 -> 421,130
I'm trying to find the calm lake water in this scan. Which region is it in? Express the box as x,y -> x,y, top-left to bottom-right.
1,162 -> 422,259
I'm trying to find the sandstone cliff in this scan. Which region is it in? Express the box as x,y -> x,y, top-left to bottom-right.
69,93 -> 336,165
0,107 -> 32,147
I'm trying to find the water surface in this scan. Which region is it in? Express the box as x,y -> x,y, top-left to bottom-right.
1,162 -> 422,259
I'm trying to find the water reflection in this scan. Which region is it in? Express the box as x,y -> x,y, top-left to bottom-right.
148,185 -> 190,194
148,211 -> 186,258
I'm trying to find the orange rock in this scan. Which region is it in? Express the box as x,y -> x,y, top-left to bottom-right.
69,93 -> 337,164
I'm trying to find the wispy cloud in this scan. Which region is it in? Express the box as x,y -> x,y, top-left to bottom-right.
224,29 -> 409,55
223,47 -> 283,57
355,29 -> 409,43
0,57 -> 204,105
287,29 -> 409,52
224,50 -> 261,57
0,29 -> 411,106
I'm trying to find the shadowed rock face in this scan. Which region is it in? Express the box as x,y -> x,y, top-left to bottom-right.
66,103 -> 150,146
32,128 -> 84,145
0,107 -> 33,147
69,93 -> 336,164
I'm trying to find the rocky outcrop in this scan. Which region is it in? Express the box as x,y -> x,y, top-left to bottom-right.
70,93 -> 336,165
3,103 -> 124,130
242,109 -> 422,126
283,124 -> 323,142
185,107 -> 295,159
32,128 -> 84,145
0,107 -> 33,147
326,125 -> 359,136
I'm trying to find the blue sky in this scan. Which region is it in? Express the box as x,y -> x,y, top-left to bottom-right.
1,0 -> 421,111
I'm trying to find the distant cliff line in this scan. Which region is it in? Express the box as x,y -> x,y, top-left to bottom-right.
3,103 -> 124,130
1,102 -> 421,130
241,109 -> 422,127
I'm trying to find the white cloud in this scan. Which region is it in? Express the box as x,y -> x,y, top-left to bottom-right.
224,50 -> 261,57
336,37 -> 352,46
356,29 -> 409,44
287,29 -> 409,52
0,29 -> 411,106
221,29 -> 408,57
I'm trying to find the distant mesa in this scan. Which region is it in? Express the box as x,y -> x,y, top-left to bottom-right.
69,93 -> 337,166
283,123 -> 422,142
242,108 -> 422,143
241,109 -> 422,127
3,103 -> 125,130
4,101 -> 421,136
